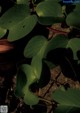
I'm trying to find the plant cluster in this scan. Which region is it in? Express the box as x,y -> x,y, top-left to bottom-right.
0,0 -> 80,113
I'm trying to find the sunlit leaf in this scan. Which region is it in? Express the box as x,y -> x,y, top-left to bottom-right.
24,35 -> 48,58
52,88 -> 80,113
66,38 -> 80,60
0,27 -> 7,38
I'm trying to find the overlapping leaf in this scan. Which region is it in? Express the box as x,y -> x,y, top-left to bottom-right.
0,4 -> 37,41
45,35 -> 68,56
52,88 -> 80,113
36,1 -> 64,25
24,35 -> 68,58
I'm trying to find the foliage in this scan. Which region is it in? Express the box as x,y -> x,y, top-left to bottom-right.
0,0 -> 80,113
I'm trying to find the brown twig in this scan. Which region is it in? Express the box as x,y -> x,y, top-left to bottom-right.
47,27 -> 68,36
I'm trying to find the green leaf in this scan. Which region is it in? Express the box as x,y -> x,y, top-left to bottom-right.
0,27 -> 7,38
54,105 -> 80,113
24,35 -> 48,58
8,15 -> 37,41
0,4 -> 30,29
52,88 -> 80,113
15,64 -> 39,105
31,55 -> 42,79
36,1 -> 64,24
15,68 -> 27,97
37,16 -> 64,25
21,64 -> 37,86
21,64 -> 39,105
45,35 -> 68,56
66,38 -> 80,60
16,0 -> 29,4
66,5 -> 80,28
23,86 -> 39,105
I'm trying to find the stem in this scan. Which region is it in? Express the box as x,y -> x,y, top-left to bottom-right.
47,27 -> 68,36
39,96 -> 54,105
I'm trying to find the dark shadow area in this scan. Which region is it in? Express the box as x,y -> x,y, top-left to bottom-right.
47,48 -> 80,82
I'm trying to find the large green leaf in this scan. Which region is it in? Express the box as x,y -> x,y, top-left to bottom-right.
52,88 -> 80,113
8,15 -> 37,41
0,5 -> 37,41
66,5 -> 80,28
0,4 -> 30,29
36,1 -> 64,24
0,27 -> 7,38
66,38 -> 80,60
24,35 -> 48,58
45,35 -> 68,56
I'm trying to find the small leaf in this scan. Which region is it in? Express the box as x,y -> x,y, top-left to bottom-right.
8,15 -> 37,41
24,35 -> 48,58
66,38 -> 80,60
45,35 -> 68,56
0,27 -> 7,38
52,88 -> 80,113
